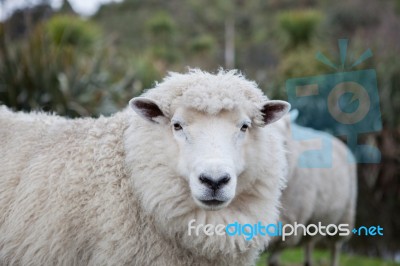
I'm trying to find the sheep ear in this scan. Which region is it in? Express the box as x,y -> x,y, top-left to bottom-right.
130,97 -> 167,124
261,100 -> 291,125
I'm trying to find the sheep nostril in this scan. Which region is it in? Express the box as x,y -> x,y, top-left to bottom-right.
218,175 -> 231,186
199,174 -> 231,191
199,174 -> 214,189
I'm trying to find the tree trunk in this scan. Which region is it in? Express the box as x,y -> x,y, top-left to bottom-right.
224,17 -> 235,69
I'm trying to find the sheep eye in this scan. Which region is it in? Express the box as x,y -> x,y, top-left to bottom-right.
240,124 -> 249,132
173,123 -> 183,131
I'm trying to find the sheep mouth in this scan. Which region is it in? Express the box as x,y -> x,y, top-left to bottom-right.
200,199 -> 225,206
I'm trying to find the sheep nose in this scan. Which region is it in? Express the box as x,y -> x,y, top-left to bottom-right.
199,174 -> 231,191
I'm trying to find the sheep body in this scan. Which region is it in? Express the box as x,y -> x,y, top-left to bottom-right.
269,113 -> 357,266
0,70 -> 288,266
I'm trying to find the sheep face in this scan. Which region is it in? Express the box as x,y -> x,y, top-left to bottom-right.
170,107 -> 248,211
130,97 -> 290,211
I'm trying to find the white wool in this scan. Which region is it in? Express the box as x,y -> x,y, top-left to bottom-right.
143,69 -> 268,125
269,114 -> 357,266
0,70 -> 288,266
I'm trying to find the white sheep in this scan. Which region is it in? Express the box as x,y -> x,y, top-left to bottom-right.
0,69 -> 290,266
267,111 -> 357,266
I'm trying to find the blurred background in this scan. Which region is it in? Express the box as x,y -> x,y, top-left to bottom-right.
0,0 -> 399,265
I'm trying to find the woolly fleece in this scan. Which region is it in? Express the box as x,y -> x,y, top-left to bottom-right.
269,114 -> 357,265
0,69 -> 287,266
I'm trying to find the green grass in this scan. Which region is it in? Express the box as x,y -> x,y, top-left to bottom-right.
256,248 -> 399,266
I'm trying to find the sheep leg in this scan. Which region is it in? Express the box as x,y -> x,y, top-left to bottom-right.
304,241 -> 315,266
267,248 -> 282,266
330,241 -> 342,266
267,249 -> 281,266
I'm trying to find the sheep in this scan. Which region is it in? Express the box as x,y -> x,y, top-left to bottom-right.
0,69 -> 291,266
267,111 -> 357,266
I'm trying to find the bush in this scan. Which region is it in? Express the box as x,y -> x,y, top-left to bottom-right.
327,4 -> 379,35
0,20 -> 136,117
278,9 -> 322,49
146,11 -> 176,36
278,47 -> 330,79
145,11 -> 179,64
189,34 -> 215,54
46,15 -> 101,49
132,55 -> 162,91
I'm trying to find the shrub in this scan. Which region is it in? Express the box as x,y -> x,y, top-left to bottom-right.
132,55 -> 162,91
0,20 -> 136,117
278,9 -> 322,49
145,11 -> 179,64
278,47 -> 330,80
46,15 -> 101,49
327,4 -> 379,35
146,11 -> 176,36
189,34 -> 215,54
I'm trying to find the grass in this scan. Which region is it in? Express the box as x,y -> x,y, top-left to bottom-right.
256,248 -> 399,266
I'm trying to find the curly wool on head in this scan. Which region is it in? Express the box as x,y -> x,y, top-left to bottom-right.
144,69 -> 268,119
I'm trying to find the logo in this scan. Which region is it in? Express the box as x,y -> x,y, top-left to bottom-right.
286,39 -> 382,167
187,220 -> 384,241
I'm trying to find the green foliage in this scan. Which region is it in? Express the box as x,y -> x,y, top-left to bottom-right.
145,11 -> 179,64
278,47 -> 330,80
376,54 -> 400,128
266,45 -> 331,100
327,4 -> 379,34
46,15 -> 101,49
396,0 -> 400,14
146,11 -> 176,36
257,248 -> 399,266
151,45 -> 180,64
278,9 -> 323,49
189,34 -> 215,54
0,21 -> 137,117
132,55 -> 162,90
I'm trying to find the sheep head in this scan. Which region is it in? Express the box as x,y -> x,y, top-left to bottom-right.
130,97 -> 289,211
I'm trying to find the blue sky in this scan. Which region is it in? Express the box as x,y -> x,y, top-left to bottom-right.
0,0 -> 123,21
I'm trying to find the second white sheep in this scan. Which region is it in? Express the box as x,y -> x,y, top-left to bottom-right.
268,111 -> 357,266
